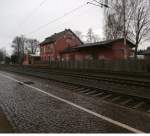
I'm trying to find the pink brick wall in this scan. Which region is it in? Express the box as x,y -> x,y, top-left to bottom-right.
40,31 -> 81,61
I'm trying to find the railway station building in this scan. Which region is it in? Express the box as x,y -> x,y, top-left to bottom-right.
40,29 -> 83,62
40,29 -> 135,62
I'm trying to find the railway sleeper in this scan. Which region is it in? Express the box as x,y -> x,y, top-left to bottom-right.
3,68 -> 150,114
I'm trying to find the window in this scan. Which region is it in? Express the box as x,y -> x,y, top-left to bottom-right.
41,47 -> 43,53
48,44 -> 54,52
43,47 -> 46,53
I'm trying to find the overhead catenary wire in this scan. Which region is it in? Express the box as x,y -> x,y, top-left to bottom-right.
26,1 -> 94,36
1,0 -> 95,49
18,0 -> 48,27
0,0 -> 48,46
87,0 -> 110,8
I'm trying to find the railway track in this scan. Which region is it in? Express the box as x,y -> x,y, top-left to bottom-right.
18,67 -> 150,88
1,66 -> 150,114
47,69 -> 150,87
34,78 -> 150,114
48,80 -> 150,114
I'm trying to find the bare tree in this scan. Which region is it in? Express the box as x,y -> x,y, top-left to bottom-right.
0,48 -> 6,62
105,0 -> 124,40
86,28 -> 100,43
105,0 -> 150,58
11,35 -> 40,64
74,30 -> 83,40
26,39 -> 39,54
105,0 -> 134,40
93,34 -> 101,42
12,35 -> 26,64
128,0 -> 150,58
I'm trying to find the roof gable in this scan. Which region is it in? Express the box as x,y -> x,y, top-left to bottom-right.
40,29 -> 83,46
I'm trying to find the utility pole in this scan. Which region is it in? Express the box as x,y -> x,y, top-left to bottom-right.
123,0 -> 127,59
88,0 -> 128,59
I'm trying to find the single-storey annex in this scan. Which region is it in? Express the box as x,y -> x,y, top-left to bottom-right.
60,38 -> 135,61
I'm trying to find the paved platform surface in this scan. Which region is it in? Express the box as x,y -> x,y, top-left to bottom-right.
0,70 -> 149,133
0,106 -> 14,133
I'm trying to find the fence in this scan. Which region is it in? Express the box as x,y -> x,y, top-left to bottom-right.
39,59 -> 150,73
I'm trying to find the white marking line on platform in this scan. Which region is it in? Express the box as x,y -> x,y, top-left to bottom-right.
0,72 -> 144,133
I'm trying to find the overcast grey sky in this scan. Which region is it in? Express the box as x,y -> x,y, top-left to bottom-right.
0,0 -> 105,54
0,0 -> 149,55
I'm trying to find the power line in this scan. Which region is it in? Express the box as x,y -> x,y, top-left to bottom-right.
26,1 -> 92,36
87,0 -> 110,8
19,0 -> 47,27
1,0 -> 93,49
0,0 -> 48,46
